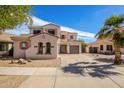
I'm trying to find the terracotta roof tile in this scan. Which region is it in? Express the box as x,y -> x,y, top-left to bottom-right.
0,32 -> 13,42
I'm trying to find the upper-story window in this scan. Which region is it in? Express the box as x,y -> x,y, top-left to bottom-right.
61,35 -> 65,39
70,35 -> 74,39
33,30 -> 41,35
48,29 -> 55,35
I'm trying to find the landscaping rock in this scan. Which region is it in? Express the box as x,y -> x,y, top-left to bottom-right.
27,59 -> 32,62
9,60 -> 14,64
18,58 -> 26,64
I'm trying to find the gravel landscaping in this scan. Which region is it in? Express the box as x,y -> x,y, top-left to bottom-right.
0,58 -> 61,67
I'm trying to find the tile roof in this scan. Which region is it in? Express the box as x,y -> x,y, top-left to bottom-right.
87,39 -> 113,45
0,32 -> 13,42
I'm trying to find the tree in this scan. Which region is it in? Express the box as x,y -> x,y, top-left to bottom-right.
95,15 -> 124,65
0,5 -> 33,32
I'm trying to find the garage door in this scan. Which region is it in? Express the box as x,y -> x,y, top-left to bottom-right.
60,45 -> 67,54
70,45 -> 79,54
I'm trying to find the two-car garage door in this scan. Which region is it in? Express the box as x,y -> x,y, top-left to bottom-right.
70,45 -> 79,54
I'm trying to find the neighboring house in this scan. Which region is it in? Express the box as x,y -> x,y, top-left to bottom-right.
86,39 -> 124,54
11,23 -> 82,59
0,32 -> 13,56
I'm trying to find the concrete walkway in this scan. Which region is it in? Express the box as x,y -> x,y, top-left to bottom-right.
0,67 -> 56,76
0,54 -> 124,88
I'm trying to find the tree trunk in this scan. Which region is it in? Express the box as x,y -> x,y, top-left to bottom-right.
114,41 -> 122,65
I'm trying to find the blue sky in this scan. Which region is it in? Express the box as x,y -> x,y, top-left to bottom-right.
7,5 -> 124,42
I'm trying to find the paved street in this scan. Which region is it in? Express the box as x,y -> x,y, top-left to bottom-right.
0,54 -> 124,88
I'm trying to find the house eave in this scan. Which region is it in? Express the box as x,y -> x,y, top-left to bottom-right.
11,36 -> 30,41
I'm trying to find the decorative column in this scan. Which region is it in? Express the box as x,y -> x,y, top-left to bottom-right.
67,44 -> 70,54
103,44 -> 106,52
79,44 -> 82,54
86,46 -> 89,53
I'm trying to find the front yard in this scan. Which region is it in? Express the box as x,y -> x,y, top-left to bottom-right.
0,54 -> 124,88
0,58 -> 61,67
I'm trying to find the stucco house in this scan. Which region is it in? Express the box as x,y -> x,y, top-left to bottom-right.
11,23 -> 82,59
86,39 -> 124,54
0,32 -> 13,57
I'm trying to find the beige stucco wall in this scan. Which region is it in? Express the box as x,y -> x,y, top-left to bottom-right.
8,43 -> 12,50
43,24 -> 60,37
60,31 -> 77,41
67,33 -> 77,41
121,48 -> 124,54
60,31 -> 68,42
26,34 -> 58,59
13,40 -> 30,58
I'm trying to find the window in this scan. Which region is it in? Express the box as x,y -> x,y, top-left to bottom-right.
33,30 -> 41,34
20,42 -> 28,49
70,35 -> 74,39
46,42 -> 51,54
100,45 -> 103,50
0,44 -> 5,51
38,42 -> 43,54
61,35 -> 65,39
107,45 -> 113,51
48,29 -> 55,35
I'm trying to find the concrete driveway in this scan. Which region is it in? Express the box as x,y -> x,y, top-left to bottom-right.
0,54 -> 124,88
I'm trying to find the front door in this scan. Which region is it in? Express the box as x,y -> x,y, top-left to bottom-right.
93,47 -> 98,53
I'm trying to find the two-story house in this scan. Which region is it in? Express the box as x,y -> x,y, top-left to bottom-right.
11,23 -> 82,59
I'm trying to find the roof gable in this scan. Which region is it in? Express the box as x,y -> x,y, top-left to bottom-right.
29,23 -> 60,29
42,23 -> 60,28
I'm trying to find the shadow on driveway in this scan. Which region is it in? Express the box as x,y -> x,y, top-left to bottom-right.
94,58 -> 114,63
94,57 -> 124,65
62,61 -> 121,78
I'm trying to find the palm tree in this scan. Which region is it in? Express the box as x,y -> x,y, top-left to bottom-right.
95,15 -> 124,65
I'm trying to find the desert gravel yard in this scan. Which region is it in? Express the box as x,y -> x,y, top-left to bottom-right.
0,54 -> 124,88
0,58 -> 61,67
